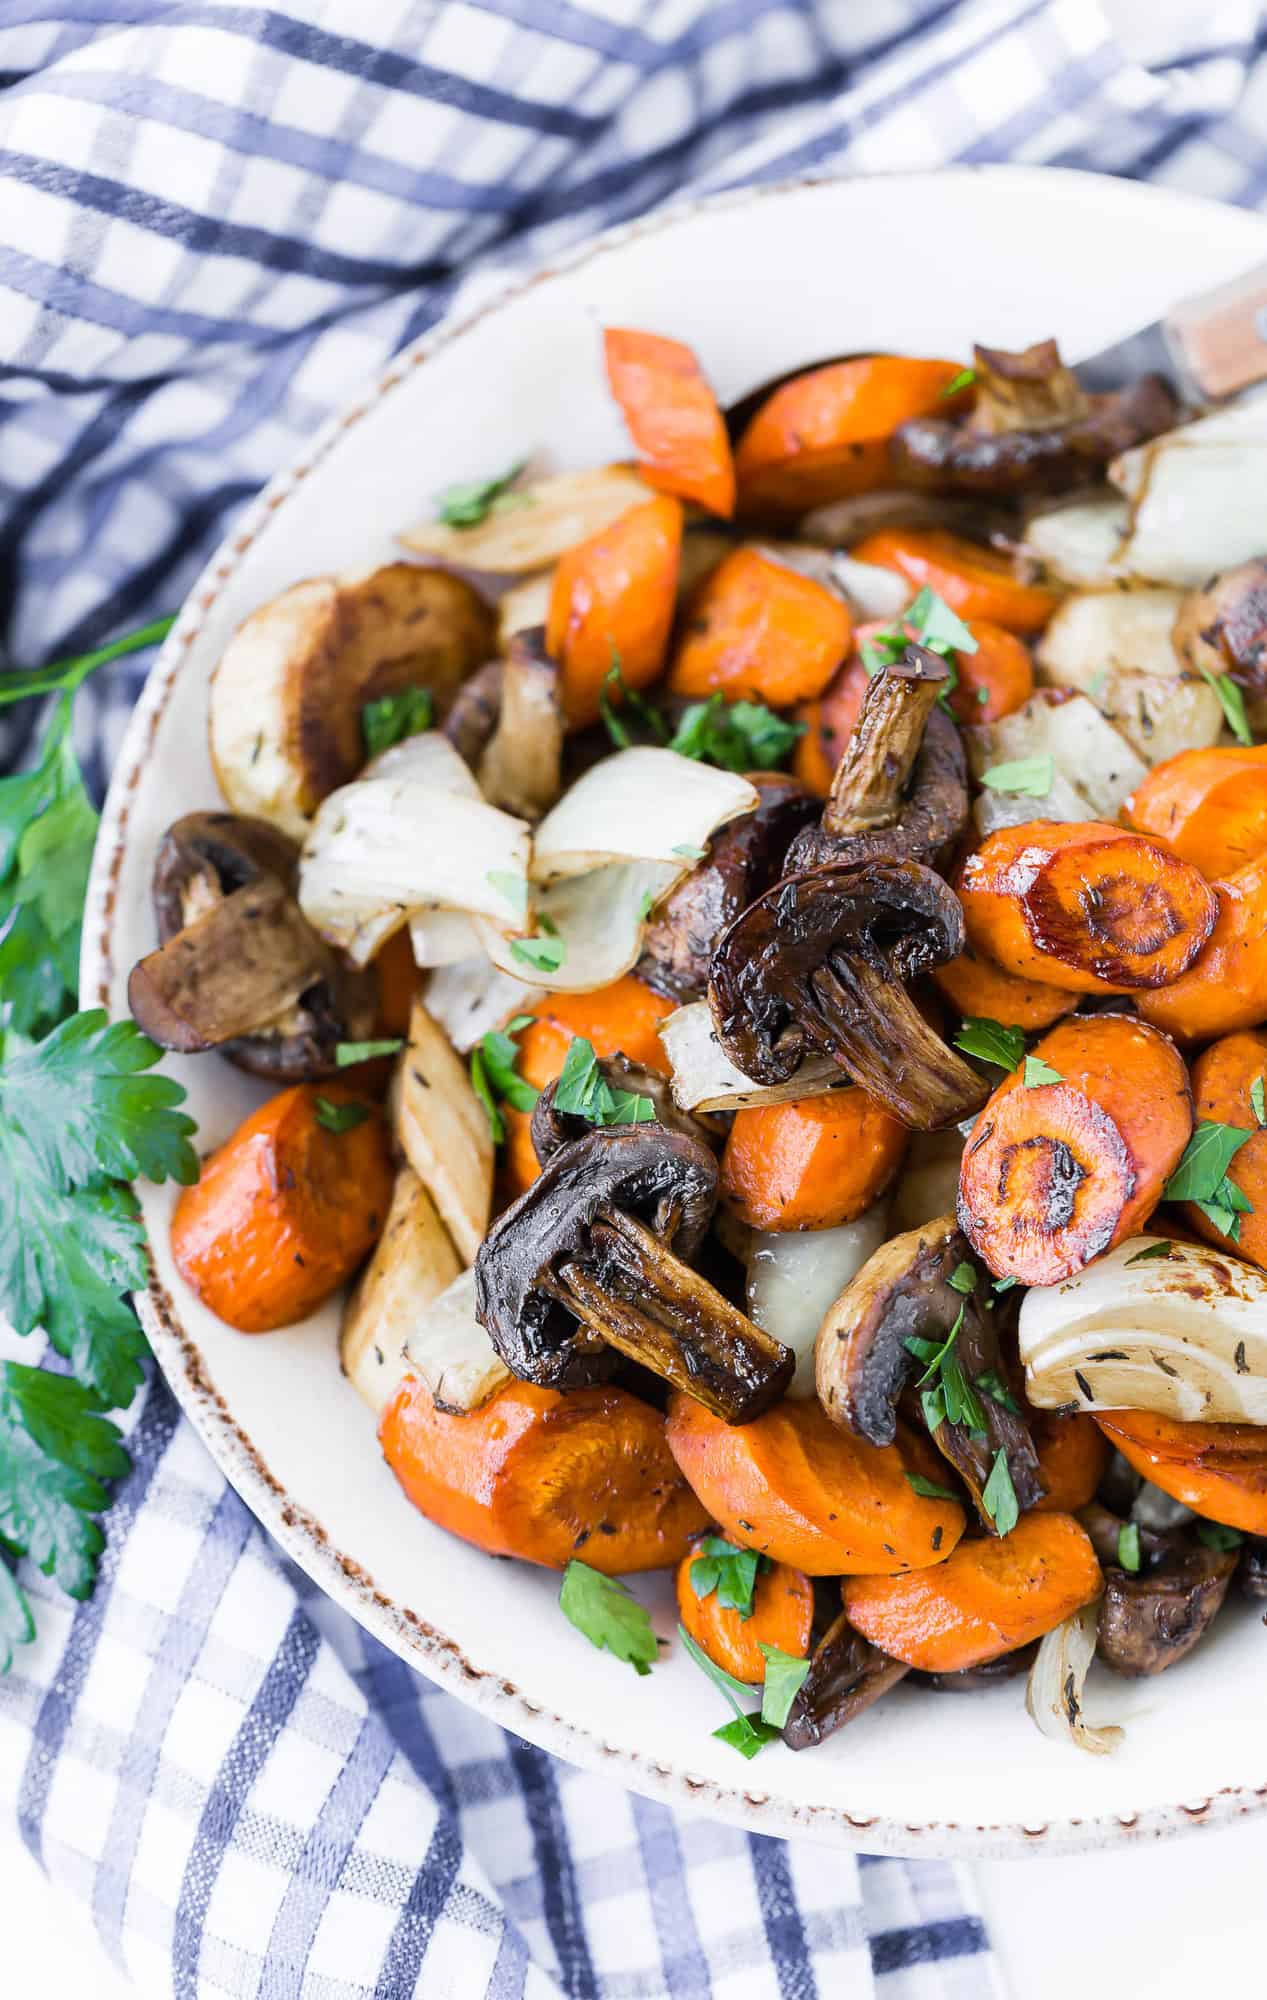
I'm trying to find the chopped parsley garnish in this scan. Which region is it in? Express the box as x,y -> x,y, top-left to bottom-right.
434,458 -> 528,529
510,931 -> 567,973
671,844 -> 706,860
486,870 -> 529,920
859,585 -> 977,711
977,1368 -> 1021,1414
1163,1121 -> 1255,1241
553,1037 -> 654,1127
335,1038 -> 404,1066
1252,1076 -> 1266,1127
758,1643 -> 811,1730
361,686 -> 433,758
906,1304 -> 988,1436
1116,1522 -> 1142,1573
1197,668 -> 1252,747
598,656 -> 669,750
314,1097 -> 370,1134
981,1449 -> 1019,1537
1195,1521 -> 1243,1553
979,755 -> 1054,798
560,1561 -> 658,1675
993,1274 -> 1019,1293
1125,1240 -> 1173,1267
953,1016 -> 1026,1072
679,1625 -> 781,1759
1023,1054 -> 1063,1088
905,1472 -> 960,1503
469,1015 -> 539,1144
947,1261 -> 978,1295
667,693 -> 804,773
689,1536 -> 766,1619
942,366 -> 977,397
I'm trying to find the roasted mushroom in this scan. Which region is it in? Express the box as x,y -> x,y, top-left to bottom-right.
129,812 -> 376,1078
782,1610 -> 909,1750
889,340 -> 1179,497
441,627 -> 565,820
1080,1503 -> 1238,1677
1173,557 -> 1267,721
474,1125 -> 794,1422
911,1644 -> 1038,1692
1238,1536 -> 1267,1602
816,1214 -> 1043,1532
707,859 -> 988,1129
529,1056 -> 714,1166
785,646 -> 969,875
637,772 -> 818,1001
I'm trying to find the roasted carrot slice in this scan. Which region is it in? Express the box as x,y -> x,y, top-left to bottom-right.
604,328 -> 735,517
373,927 -> 421,1038
171,1083 -> 393,1332
382,1373 -> 708,1571
1029,1409 -> 1110,1514
843,1512 -> 1102,1673
719,1088 -> 907,1232
959,821 -> 1219,993
957,1013 -> 1193,1286
1137,855 -> 1267,1044
946,620 -> 1034,724
1095,1409 -> 1267,1537
734,357 -> 971,514
665,1393 -> 964,1576
547,494 -> 683,727
1181,1031 -> 1267,1269
850,529 -> 1059,635
931,946 -> 1076,1032
1125,744 -> 1267,881
676,1547 -> 813,1682
668,548 -> 851,707
792,655 -> 870,797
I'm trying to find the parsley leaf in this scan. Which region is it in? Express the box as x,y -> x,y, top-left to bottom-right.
1163,1121 -> 1255,1240
713,1712 -> 782,1759
361,686 -> 433,759
0,698 -> 97,1033
315,1097 -> 369,1134
1117,1522 -> 1142,1573
980,755 -> 1054,797
1196,1521 -> 1243,1552
1252,1076 -> 1266,1128
1125,1240 -> 1173,1266
560,1560 -> 658,1675
858,586 -> 976,710
689,1536 -> 765,1619
510,932 -> 567,973
942,366 -> 977,397
469,1048 -> 503,1144
905,1472 -> 960,1502
0,1551 -> 34,1674
2,1011 -> 197,1188
981,1449 -> 1019,1537
758,1643 -> 811,1729
906,1304 -> 989,1437
598,657 -> 669,750
1198,668 -> 1252,747
947,1262 -> 978,1295
1023,1054 -> 1063,1088
0,615 -> 175,711
434,459 -> 528,529
335,1038 -> 403,1065
668,694 -> 804,773
977,1368 -> 1021,1413
993,1274 -> 1019,1294
553,1037 -> 655,1127
953,1016 -> 1026,1072
0,1362 -> 131,1597
470,1017 -> 539,1143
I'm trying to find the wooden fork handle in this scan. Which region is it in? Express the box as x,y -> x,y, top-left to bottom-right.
1166,259 -> 1267,401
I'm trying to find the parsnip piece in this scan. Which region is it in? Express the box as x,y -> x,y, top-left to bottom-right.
340,1167 -> 461,1415
400,464 -> 652,572
392,998 -> 494,1265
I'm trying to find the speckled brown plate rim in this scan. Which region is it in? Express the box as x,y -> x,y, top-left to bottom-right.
82,164 -> 1267,1859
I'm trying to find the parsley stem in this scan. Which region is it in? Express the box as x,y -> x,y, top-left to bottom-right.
0,615 -> 177,709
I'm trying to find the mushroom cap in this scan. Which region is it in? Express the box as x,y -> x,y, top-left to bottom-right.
529,1056 -> 714,1169
707,858 -> 966,1087
1097,1528 -> 1237,1678
1173,557 -> 1267,698
474,1125 -> 719,1390
149,811 -> 376,1080
784,707 -> 968,876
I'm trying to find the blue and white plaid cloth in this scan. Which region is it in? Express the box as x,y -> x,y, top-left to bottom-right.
2,3 -> 1266,1994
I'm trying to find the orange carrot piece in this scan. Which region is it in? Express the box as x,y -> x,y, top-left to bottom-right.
850,529 -> 1059,635
957,1012 -> 1193,1286
668,548 -> 851,707
171,1083 -> 393,1332
665,1393 -> 964,1576
958,820 -> 1219,993
791,648 -> 874,796
1030,1410 -> 1110,1514
719,1089 -> 907,1232
604,327 -> 735,517
931,946 -> 1076,1032
1095,1409 -> 1267,1537
1182,1031 -> 1267,1269
373,927 -> 421,1038
381,1373 -> 708,1572
1125,744 -> 1267,881
947,620 -> 1033,724
735,356 -> 971,514
1136,855 -> 1267,1044
547,494 -> 683,727
676,1548 -> 813,1682
843,1512 -> 1102,1673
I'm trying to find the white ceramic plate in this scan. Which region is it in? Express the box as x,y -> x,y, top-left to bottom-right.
84,167 -> 1267,1858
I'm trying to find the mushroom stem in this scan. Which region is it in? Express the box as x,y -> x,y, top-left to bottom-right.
808,954 -> 987,1129
782,1611 -> 909,1751
823,646 -> 948,838
556,1209 -> 793,1424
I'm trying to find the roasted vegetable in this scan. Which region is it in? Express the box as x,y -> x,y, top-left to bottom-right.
401,463 -> 653,572
849,528 -> 1059,635
1095,1409 -> 1267,1538
1136,855 -> 1267,1045
745,1205 -> 889,1397
393,998 -> 494,1266
1126,745 -> 1267,883
719,1088 -> 907,1233
668,547 -> 852,707
962,692 -> 1147,838
1182,1032 -> 1267,1270
1090,1510 -> 1237,1679
781,1612 -> 909,1750
675,1545 -> 812,1682
340,1168 -> 465,1414
546,495 -> 682,727
604,327 -> 735,516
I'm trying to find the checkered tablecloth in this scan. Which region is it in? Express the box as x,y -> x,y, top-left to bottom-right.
1,4 -> 1265,1995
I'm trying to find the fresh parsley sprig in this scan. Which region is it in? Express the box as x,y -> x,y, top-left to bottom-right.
0,615 -> 175,710
859,585 -> 977,711
560,1559 -> 659,1675
469,1014 -> 538,1144
434,459 -> 529,529
553,1037 -> 655,1127
1163,1121 -> 1255,1241
953,1016 -> 1026,1073
362,686 -> 433,758
689,1536 -> 767,1619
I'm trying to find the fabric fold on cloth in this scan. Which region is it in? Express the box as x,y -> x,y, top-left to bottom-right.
0,2 -> 1264,1994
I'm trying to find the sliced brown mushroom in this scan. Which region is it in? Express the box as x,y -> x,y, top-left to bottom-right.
1173,557 -> 1267,717
707,859 -> 988,1129
816,1214 -> 1043,1533
529,1055 -> 714,1166
130,812 -> 375,1077
785,647 -> 969,876
1079,1501 -> 1238,1676
911,1643 -> 1038,1693
1238,1536 -> 1267,1602
474,1125 -> 794,1421
637,772 -> 818,1002
889,340 -> 1179,497
782,1610 -> 909,1750
440,627 -> 565,820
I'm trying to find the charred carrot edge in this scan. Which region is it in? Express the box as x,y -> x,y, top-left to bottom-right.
546,494 -> 683,728
957,1012 -> 1193,1287
604,328 -> 736,517
1125,744 -> 1267,881
382,1373 -> 709,1571
1095,1409 -> 1267,1537
373,927 -> 421,1038
719,1089 -> 907,1232
668,548 -> 852,708
675,1544 -> 813,1681
171,1083 -> 394,1332
1137,855 -> 1267,1045
850,529 -> 1059,635
843,1511 -> 1102,1673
